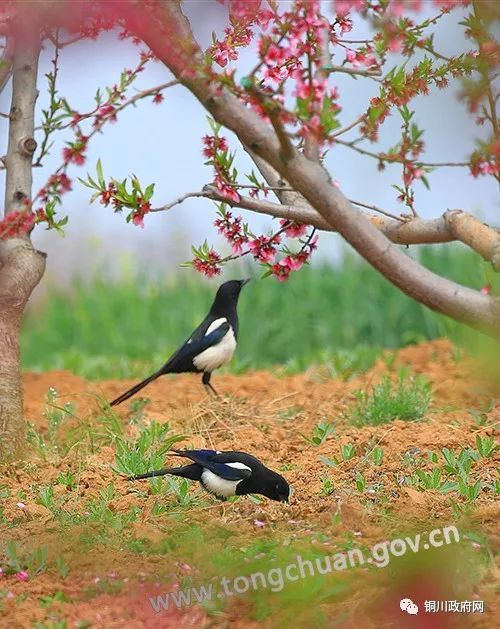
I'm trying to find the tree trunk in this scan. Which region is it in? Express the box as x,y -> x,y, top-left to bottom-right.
0,241 -> 45,460
0,28 -> 43,460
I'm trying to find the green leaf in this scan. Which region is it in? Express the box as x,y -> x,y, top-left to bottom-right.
143,183 -> 155,202
96,159 -> 105,189
78,175 -> 99,190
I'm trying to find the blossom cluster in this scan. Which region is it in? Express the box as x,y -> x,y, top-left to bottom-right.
99,185 -> 152,228
38,173 -> 72,202
214,208 -> 248,255
62,133 -> 88,166
202,131 -> 241,204
2,0 -> 496,290
0,211 -> 35,240
191,203 -> 318,282
81,161 -> 154,229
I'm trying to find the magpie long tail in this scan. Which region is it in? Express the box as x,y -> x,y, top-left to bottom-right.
128,463 -> 201,481
109,368 -> 165,407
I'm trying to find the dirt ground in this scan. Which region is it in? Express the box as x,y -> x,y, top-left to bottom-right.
1,339 -> 498,628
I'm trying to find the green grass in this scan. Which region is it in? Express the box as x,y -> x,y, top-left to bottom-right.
405,445 -> 499,504
112,421 -> 186,477
0,383 -> 496,626
20,244 -> 496,379
346,371 -> 432,426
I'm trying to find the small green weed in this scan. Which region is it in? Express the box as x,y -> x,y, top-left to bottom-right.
371,446 -> 384,465
340,443 -> 356,461
112,421 -> 185,476
346,372 -> 431,426
2,541 -> 48,577
303,420 -> 335,446
320,478 -> 335,496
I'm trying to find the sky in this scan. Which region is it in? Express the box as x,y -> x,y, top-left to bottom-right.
0,1 -> 498,289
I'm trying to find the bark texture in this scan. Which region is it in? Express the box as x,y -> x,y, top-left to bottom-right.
0,32 -> 45,461
0,244 -> 45,458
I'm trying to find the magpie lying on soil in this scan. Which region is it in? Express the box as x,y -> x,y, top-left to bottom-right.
110,279 -> 249,406
128,449 -> 290,502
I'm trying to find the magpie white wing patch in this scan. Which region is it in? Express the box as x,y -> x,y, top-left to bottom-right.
225,462 -> 252,472
193,317 -> 236,372
200,462 -> 251,498
201,470 -> 241,498
205,318 -> 228,336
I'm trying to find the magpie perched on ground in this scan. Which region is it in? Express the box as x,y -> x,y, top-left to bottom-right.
109,279 -> 249,406
128,449 -> 290,502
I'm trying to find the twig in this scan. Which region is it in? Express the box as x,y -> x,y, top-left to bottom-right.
349,199 -> 405,223
338,39 -> 373,45
472,1 -> 499,139
304,24 -> 332,162
110,80 -> 179,117
331,114 -> 365,138
300,226 -> 317,253
304,40 -> 317,161
34,33 -> 61,166
421,45 -> 452,63
234,183 -> 295,192
335,138 -> 470,168
33,78 -> 180,201
151,191 -> 204,212
323,63 -> 382,78
34,79 -> 179,135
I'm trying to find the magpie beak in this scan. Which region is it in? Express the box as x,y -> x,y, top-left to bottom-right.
128,449 -> 290,503
109,279 -> 249,406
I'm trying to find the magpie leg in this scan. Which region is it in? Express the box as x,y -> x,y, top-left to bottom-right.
202,372 -> 219,397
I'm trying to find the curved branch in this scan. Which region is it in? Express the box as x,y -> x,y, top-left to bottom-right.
131,2 -> 500,336
445,210 -> 500,270
153,187 -> 500,257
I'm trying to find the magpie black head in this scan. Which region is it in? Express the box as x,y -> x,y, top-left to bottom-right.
210,279 -> 250,314
260,470 -> 290,503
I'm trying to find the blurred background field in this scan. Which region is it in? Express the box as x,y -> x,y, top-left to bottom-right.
21,244 -> 497,380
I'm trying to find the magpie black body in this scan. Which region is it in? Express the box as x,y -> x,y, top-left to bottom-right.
109,279 -> 249,406
128,449 -> 290,503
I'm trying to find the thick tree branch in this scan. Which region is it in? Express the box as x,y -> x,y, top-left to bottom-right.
445,210 -> 500,270
132,2 -> 500,335
152,186 -> 500,256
